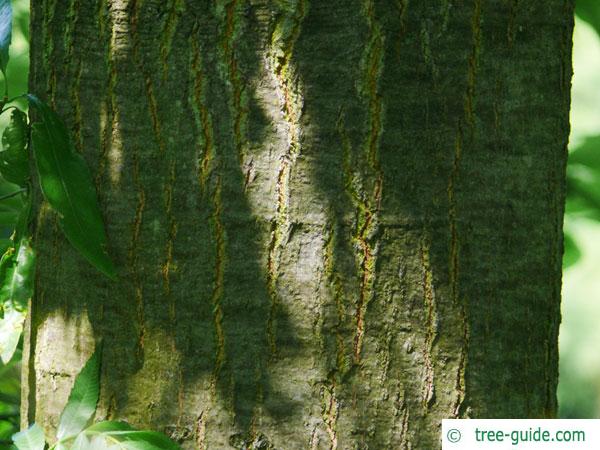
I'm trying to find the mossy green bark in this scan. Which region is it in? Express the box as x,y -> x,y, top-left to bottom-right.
23,1 -> 573,449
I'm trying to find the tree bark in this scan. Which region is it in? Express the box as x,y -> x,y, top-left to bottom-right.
23,1 -> 573,448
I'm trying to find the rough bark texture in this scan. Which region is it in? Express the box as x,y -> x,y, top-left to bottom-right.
23,1 -> 573,449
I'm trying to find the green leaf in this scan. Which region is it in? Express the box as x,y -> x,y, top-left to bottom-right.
27,95 -> 116,279
71,433 -> 121,450
13,191 -> 32,242
0,243 -> 14,288
577,0 -> 600,39
84,422 -> 181,450
0,210 -> 19,227
69,433 -> 91,450
73,432 -> 128,450
569,135 -> 600,168
0,0 -> 11,75
566,135 -> 600,221
12,423 -> 46,450
0,109 -> 29,186
56,349 -> 101,441
0,244 -> 11,318
0,237 -> 11,260
0,299 -> 26,363
85,422 -> 133,433
84,435 -> 122,450
563,232 -> 581,269
0,239 -> 32,363
0,238 -> 36,309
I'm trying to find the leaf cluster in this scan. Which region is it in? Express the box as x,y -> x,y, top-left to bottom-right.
562,1 -> 600,268
12,348 -> 182,450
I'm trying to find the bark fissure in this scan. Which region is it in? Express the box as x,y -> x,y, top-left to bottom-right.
195,412 -> 206,450
129,150 -> 146,358
323,225 -> 350,376
65,0 -> 83,153
265,0 -> 307,356
163,161 -> 178,323
221,0 -> 244,162
321,382 -> 339,450
507,0 -> 520,46
159,0 -> 184,80
449,0 -> 482,417
210,176 -> 226,387
26,1 -> 574,447
42,0 -> 58,98
420,237 -> 438,409
352,0 -> 384,362
95,1 -> 116,188
189,36 -> 214,190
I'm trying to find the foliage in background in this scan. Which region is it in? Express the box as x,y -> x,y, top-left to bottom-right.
559,0 -> 600,419
565,0 -> 600,267
0,0 -> 28,444
576,0 -> 600,38
0,348 -> 18,448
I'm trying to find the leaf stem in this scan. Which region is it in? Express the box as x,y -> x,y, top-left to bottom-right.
7,95 -> 24,104
0,188 -> 25,201
0,94 -> 25,115
0,104 -> 16,117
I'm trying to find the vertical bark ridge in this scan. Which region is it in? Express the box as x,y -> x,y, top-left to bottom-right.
323,222 -> 350,377
95,0 -> 114,188
129,1 -> 168,154
308,427 -> 318,449
220,0 -> 244,162
330,115 -> 356,378
65,0 -> 83,153
105,0 -> 148,375
189,36 -> 213,190
394,0 -> 409,51
215,0 -> 250,430
129,0 -> 180,378
195,412 -> 206,450
162,156 -> 177,332
142,73 -> 166,155
420,235 -> 438,409
170,7 -> 222,444
265,0 -> 307,356
187,25 -> 225,402
68,62 -> 83,153
41,0 -> 58,98
206,3 -> 280,443
129,150 -> 146,361
448,0 -> 481,418
163,161 -> 177,326
210,176 -> 226,387
159,0 -> 184,80
448,127 -> 466,418
352,0 -> 384,362
464,0 -> 481,129
506,0 -> 520,47
321,381 -> 339,450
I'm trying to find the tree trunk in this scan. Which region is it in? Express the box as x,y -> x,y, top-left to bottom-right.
23,1 -> 573,448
